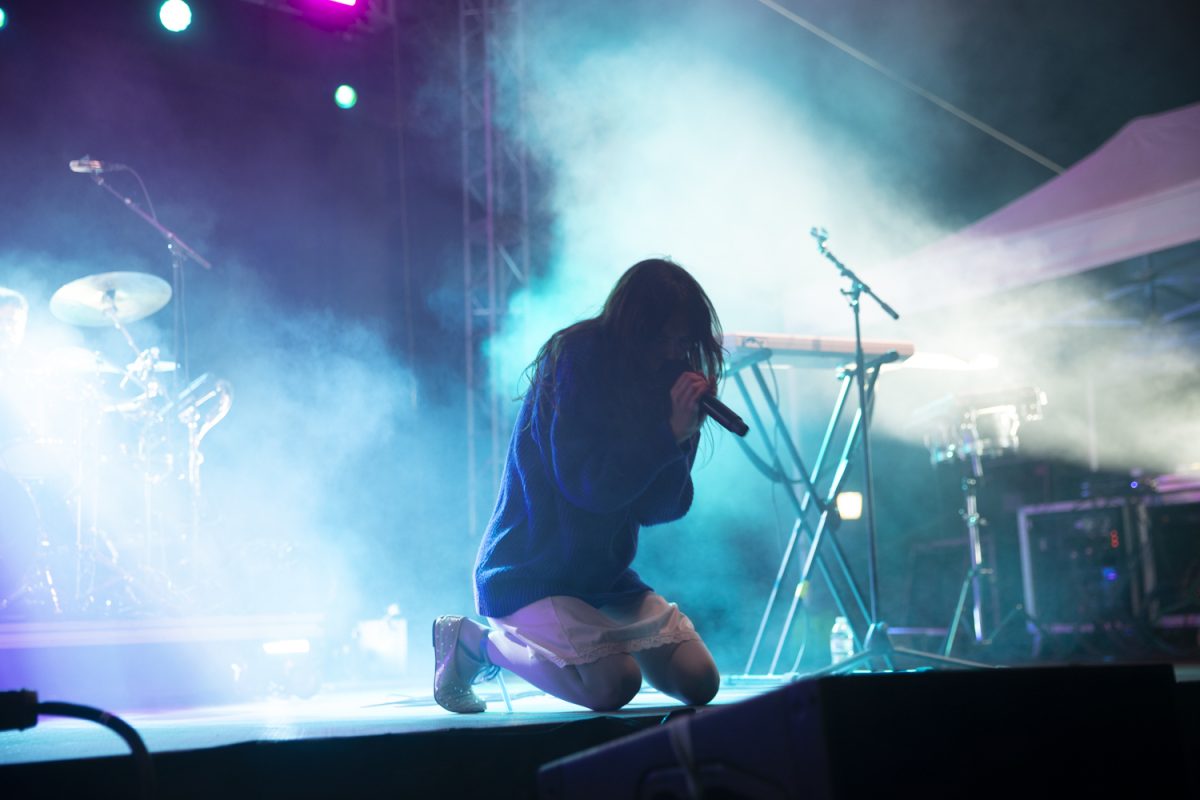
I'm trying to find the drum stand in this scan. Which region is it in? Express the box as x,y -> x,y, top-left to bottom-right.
1,569 -> 65,616
59,303 -> 187,614
0,480 -> 66,616
940,451 -> 1050,658
70,393 -> 157,615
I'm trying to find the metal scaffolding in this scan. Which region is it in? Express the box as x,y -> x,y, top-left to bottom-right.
460,0 -> 530,537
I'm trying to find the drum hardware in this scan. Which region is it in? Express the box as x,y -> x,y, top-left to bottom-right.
43,345 -> 123,376
73,527 -> 187,616
911,387 -> 1049,654
25,164 -> 218,619
0,472 -> 67,616
0,270 -> 232,621
167,374 -> 234,581
50,271 -> 175,401
170,373 -> 234,487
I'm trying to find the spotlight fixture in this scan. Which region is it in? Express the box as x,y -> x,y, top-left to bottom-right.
334,84 -> 358,109
231,1 -> 388,34
304,0 -> 374,30
262,639 -> 311,656
0,8 -> 8,30
158,0 -> 193,33
835,491 -> 863,521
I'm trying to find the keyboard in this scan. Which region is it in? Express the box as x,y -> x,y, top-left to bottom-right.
723,332 -> 915,372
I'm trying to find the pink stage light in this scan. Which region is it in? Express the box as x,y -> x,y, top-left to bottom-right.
299,0 -> 371,31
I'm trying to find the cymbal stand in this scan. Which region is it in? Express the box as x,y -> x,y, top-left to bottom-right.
99,297 -> 172,419
68,302 -> 175,608
798,228 -> 990,676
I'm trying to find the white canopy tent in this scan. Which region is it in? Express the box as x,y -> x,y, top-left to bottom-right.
875,102 -> 1200,314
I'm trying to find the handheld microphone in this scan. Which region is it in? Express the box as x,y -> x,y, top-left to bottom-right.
700,392 -> 749,437
69,157 -> 123,174
665,361 -> 749,437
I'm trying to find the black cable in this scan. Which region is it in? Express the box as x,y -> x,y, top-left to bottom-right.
39,702 -> 157,799
123,166 -> 159,222
0,691 -> 157,799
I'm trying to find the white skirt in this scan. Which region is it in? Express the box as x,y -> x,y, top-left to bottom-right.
488,592 -> 701,668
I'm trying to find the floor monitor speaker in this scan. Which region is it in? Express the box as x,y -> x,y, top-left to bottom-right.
539,663 -> 1188,799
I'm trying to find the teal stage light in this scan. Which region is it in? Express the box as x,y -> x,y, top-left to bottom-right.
334,84 -> 358,110
159,0 -> 192,33
0,8 -> 8,30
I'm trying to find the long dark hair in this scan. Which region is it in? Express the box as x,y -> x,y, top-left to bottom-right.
528,258 -> 725,422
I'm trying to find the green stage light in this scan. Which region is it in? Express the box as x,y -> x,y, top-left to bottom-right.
159,0 -> 192,33
0,9 -> 8,30
334,84 -> 358,110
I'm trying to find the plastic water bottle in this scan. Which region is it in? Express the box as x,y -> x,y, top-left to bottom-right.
830,616 -> 855,665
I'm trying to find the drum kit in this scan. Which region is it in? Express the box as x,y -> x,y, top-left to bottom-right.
0,271 -> 231,619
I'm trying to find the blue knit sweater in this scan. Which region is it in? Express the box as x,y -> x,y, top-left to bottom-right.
474,328 -> 699,618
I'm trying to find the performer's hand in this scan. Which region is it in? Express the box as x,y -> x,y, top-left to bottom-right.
669,370 -> 711,443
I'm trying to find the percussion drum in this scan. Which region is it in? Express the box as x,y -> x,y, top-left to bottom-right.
916,387 -> 1047,469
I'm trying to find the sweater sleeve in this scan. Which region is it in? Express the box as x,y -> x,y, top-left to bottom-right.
631,430 -> 698,525
533,340 -> 686,516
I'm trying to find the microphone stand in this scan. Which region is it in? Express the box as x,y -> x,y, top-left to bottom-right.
811,228 -> 897,624
88,170 -> 212,388
805,228 -> 988,674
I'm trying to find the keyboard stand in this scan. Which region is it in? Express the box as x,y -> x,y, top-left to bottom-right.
727,348 -> 887,679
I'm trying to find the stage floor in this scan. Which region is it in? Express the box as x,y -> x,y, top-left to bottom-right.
7,662 -> 1199,768
0,676 -> 769,767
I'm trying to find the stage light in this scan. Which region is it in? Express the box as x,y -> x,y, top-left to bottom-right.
159,0 -> 192,33
305,0 -> 370,28
0,8 -> 8,30
262,638 -> 311,656
334,84 -> 358,109
836,491 -> 863,521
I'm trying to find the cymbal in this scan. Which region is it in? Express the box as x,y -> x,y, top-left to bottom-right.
50,271 -> 172,327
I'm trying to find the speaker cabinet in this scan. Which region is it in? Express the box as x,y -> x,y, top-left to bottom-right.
538,664 -> 1188,799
